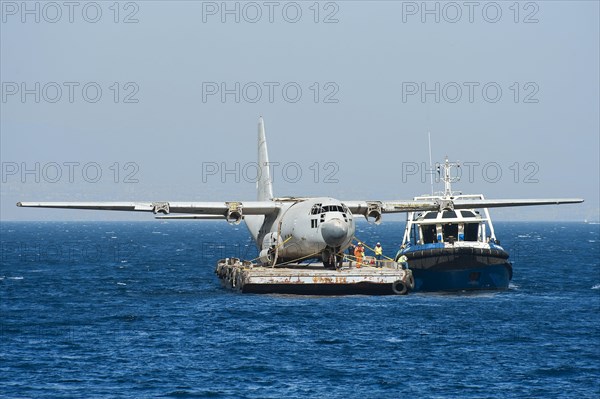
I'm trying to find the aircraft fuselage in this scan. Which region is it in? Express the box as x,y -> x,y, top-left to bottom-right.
245,197 -> 356,266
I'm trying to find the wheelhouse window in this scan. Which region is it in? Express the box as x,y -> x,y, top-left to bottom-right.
442,211 -> 457,219
464,223 -> 479,241
442,223 -> 459,242
424,212 -> 438,220
421,224 -> 437,244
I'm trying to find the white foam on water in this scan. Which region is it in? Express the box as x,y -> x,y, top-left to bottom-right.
592,284 -> 600,290
385,337 -> 405,343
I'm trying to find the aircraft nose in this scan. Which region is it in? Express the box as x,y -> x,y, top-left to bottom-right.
320,218 -> 349,247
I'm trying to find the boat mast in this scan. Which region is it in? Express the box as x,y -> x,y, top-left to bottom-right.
440,157 -> 460,198
439,157 -> 498,242
428,132 -> 434,196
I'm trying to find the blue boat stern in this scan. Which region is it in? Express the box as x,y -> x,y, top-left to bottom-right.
412,263 -> 512,292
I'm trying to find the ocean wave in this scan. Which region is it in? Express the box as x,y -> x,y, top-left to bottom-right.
1,220 -> 598,398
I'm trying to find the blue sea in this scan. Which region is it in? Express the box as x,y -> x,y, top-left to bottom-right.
1,221 -> 599,398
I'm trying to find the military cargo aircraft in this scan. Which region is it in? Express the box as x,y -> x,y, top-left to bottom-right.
18,118 -> 583,268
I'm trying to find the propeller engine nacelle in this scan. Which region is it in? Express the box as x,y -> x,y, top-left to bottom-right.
258,248 -> 273,266
366,201 -> 382,225
226,202 -> 243,225
259,232 -> 283,266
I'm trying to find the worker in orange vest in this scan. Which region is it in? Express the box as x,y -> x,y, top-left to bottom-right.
354,242 -> 365,268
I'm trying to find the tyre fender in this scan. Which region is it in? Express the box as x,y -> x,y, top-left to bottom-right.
392,280 -> 408,295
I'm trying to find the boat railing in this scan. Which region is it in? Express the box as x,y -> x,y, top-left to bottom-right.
361,256 -> 404,269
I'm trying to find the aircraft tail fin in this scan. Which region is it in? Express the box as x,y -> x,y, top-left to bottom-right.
257,117 -> 273,201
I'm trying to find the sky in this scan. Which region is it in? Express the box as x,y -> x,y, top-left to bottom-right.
1,0 -> 598,221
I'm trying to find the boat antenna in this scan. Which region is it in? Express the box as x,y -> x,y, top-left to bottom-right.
428,131 -> 434,195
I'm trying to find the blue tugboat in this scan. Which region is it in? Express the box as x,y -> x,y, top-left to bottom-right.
396,158 -> 512,292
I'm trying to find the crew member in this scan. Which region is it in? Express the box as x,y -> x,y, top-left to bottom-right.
374,242 -> 383,267
354,242 -> 365,268
347,243 -> 356,267
398,254 -> 409,270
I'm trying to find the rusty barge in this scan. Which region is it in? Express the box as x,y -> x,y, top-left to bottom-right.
215,258 -> 415,295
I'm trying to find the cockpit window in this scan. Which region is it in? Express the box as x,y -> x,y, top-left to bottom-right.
310,203 -> 322,215
321,205 -> 343,213
442,211 -> 457,219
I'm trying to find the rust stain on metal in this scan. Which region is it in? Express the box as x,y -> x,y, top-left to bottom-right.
215,258 -> 414,294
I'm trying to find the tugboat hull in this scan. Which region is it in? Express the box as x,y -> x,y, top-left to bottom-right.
403,247 -> 512,292
411,264 -> 512,292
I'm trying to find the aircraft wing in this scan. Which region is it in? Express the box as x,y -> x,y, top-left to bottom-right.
345,198 -> 584,223
344,201 -> 439,215
16,200 -> 278,223
155,215 -> 227,220
344,200 -> 439,224
451,198 -> 584,209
